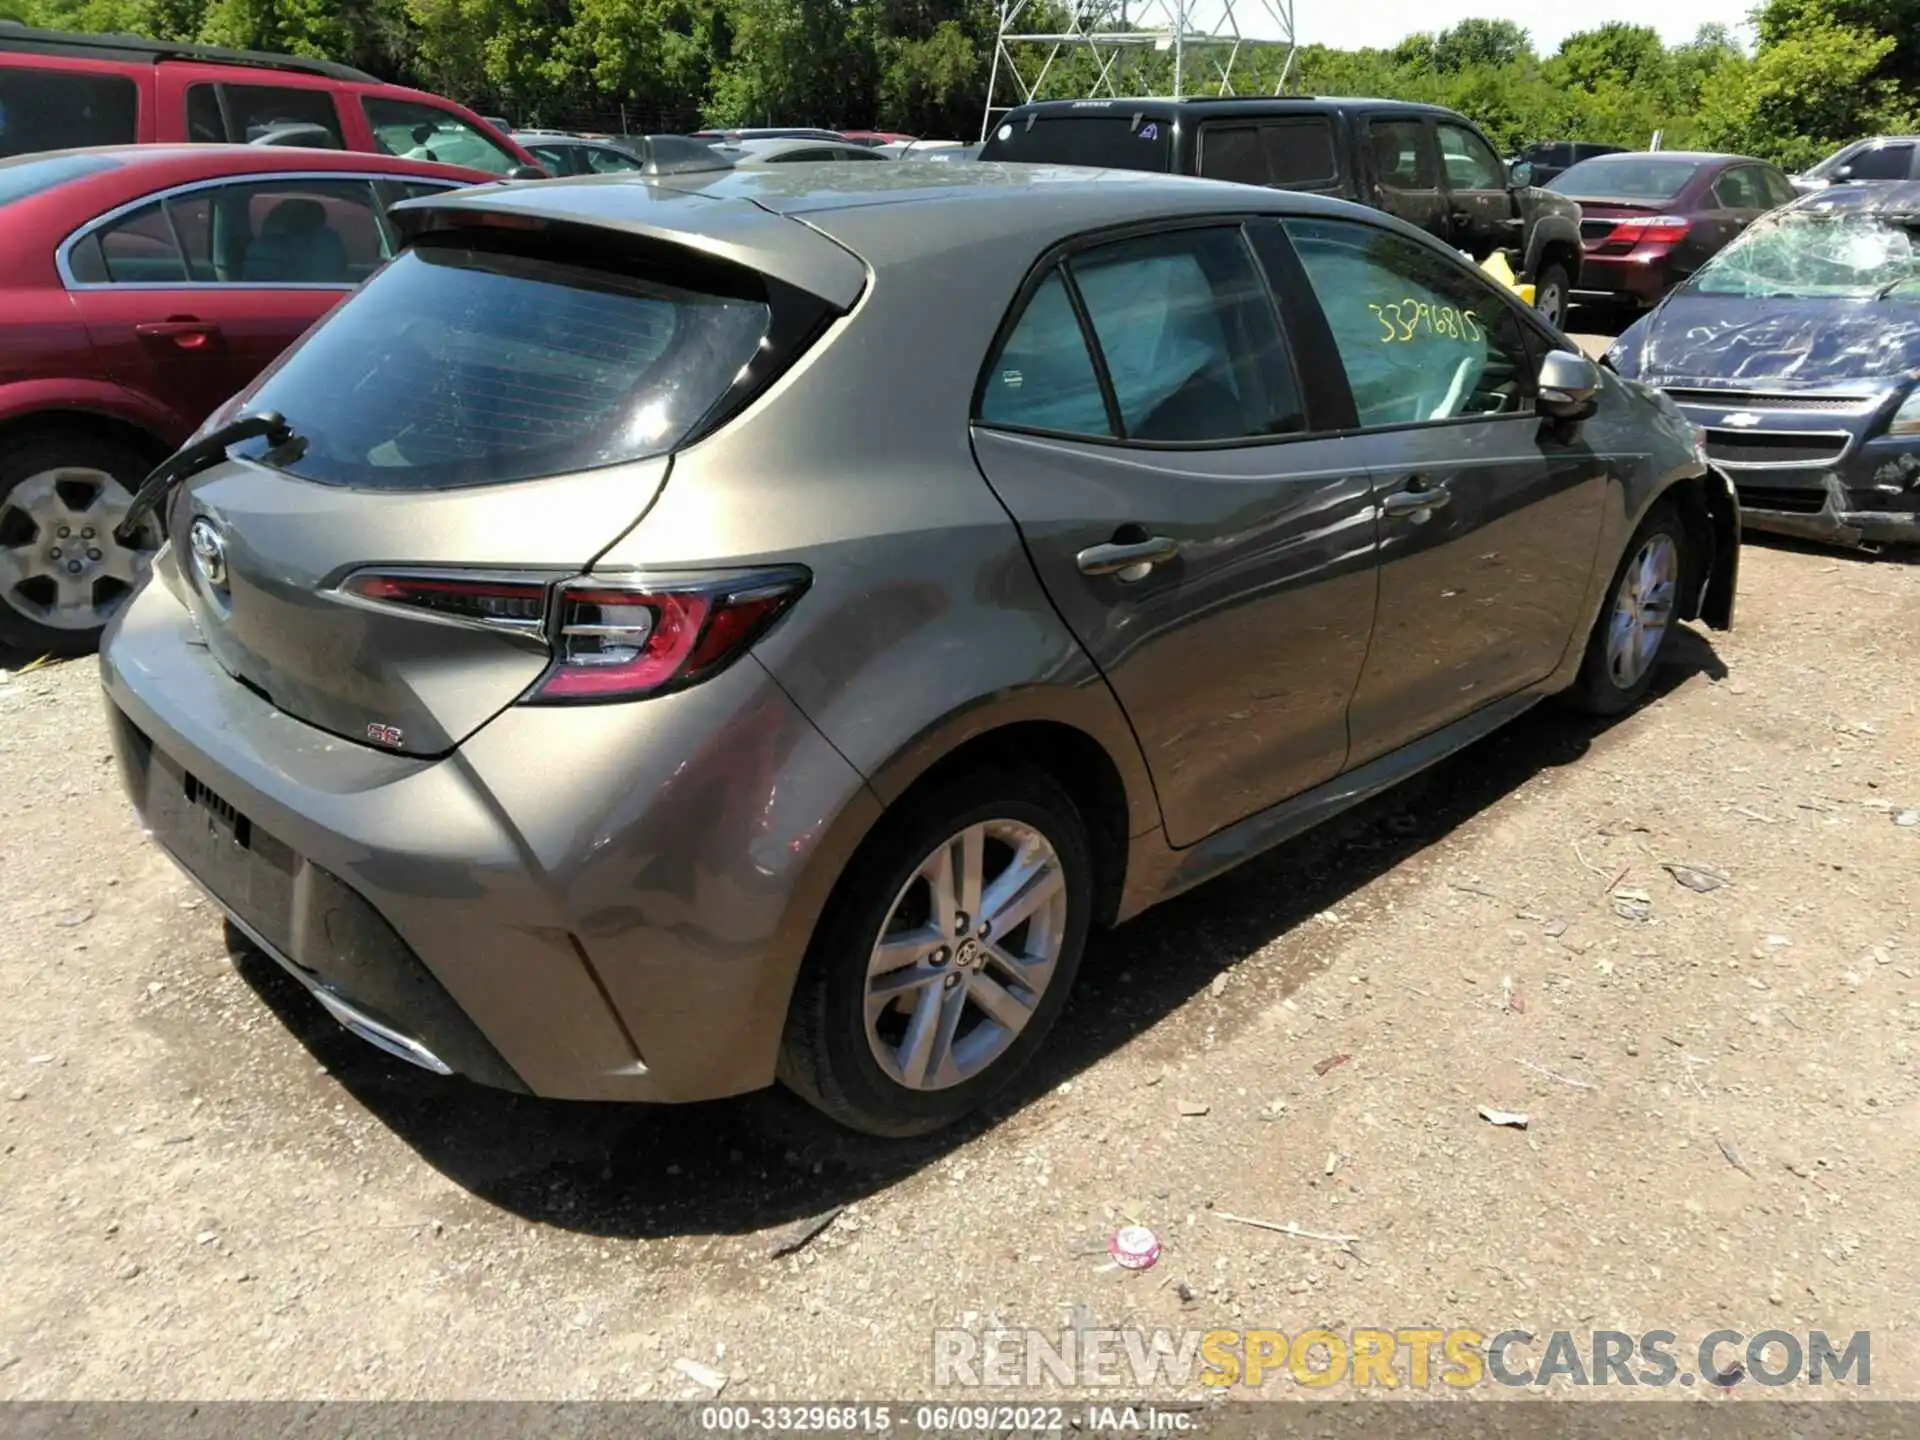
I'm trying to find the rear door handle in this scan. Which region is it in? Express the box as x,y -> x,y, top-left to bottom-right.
1076,534 -> 1180,579
1380,480 -> 1452,519
136,318 -> 220,350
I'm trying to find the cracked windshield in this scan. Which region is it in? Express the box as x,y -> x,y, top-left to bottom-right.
1694,212 -> 1920,299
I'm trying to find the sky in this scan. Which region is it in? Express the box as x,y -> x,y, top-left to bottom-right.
1170,0 -> 1749,56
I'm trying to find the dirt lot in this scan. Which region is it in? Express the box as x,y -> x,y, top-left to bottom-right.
1,538 -> 1917,1404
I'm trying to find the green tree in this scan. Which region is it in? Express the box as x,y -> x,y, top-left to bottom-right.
1429,17 -> 1530,72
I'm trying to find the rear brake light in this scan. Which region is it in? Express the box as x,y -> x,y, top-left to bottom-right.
1605,216 -> 1690,248
334,565 -> 808,701
529,571 -> 808,702
338,571 -> 549,631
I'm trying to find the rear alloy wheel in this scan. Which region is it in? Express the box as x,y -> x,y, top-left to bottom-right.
781,769 -> 1093,1136
1565,503 -> 1687,715
0,435 -> 160,657
1533,261 -> 1571,329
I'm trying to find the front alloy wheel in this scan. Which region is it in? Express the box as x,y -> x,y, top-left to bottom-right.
1605,531 -> 1679,690
1565,502 -> 1688,715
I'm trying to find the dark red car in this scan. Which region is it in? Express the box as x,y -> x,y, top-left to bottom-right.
1550,150 -> 1796,309
0,144 -> 493,655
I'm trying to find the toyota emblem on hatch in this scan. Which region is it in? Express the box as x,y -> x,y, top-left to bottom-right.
188,516 -> 229,592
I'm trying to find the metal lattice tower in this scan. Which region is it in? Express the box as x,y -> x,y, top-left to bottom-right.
981,0 -> 1298,140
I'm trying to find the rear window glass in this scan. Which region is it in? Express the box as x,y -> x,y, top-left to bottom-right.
238,245 -> 771,489
1200,119 -> 1337,188
0,69 -> 137,158
1549,155 -> 1701,200
0,151 -> 124,206
981,113 -> 1173,172
185,82 -> 344,148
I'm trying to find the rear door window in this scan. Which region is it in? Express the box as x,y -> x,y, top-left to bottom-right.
0,68 -> 138,157
237,244 -> 773,488
89,200 -> 190,284
1714,166 -> 1764,210
1367,119 -> 1437,190
1069,227 -> 1303,443
981,113 -> 1173,172
583,146 -> 642,173
185,83 -> 345,147
976,269 -> 1113,437
1199,120 -> 1336,188
364,97 -> 519,175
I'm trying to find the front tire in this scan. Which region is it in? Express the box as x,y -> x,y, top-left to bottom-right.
779,767 -> 1094,1137
1564,502 -> 1687,715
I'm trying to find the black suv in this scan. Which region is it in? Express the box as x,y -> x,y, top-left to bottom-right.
980,96 -> 1585,325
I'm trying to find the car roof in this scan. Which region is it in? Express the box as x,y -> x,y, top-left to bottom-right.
0,20 -> 377,81
390,159 -> 1383,307
0,143 -> 492,179
997,95 -> 1469,120
729,137 -> 862,156
1566,151 -> 1756,165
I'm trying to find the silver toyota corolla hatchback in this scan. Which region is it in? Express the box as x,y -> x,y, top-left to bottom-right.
101,162 -> 1738,1136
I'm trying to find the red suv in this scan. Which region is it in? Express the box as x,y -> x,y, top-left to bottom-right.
0,144 -> 494,656
0,22 -> 542,176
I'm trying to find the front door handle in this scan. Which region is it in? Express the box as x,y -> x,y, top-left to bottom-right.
136,318 -> 221,350
1380,480 -> 1452,520
1076,534 -> 1180,580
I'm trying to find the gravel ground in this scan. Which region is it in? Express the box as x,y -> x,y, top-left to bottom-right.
1,538 -> 1916,1404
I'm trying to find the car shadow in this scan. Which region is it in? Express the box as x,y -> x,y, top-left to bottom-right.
229,631 -> 1725,1242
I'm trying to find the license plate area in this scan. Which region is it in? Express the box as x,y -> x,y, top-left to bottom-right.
146,751 -> 297,952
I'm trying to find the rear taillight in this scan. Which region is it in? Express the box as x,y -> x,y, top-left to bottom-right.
339,571 -> 549,632
1605,216 -> 1690,248
335,565 -> 807,703
531,573 -> 806,702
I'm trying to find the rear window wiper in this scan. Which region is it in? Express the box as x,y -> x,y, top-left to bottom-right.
114,411 -> 292,546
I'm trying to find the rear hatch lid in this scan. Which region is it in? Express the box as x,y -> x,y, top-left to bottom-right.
169,183 -> 859,756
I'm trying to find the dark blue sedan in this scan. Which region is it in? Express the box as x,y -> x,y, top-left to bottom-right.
1606,181 -> 1920,547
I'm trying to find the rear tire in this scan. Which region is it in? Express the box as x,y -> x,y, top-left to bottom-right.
1563,502 -> 1688,716
779,767 -> 1094,1137
0,431 -> 160,658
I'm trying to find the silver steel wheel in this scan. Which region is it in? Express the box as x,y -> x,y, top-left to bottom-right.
1605,531 -> 1679,689
0,467 -> 155,631
864,818 -> 1069,1092
1535,277 -> 1566,328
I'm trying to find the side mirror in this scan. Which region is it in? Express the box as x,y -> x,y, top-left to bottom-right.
506,164 -> 550,181
1538,350 -> 1600,420
1834,164 -> 1854,183
1508,159 -> 1535,189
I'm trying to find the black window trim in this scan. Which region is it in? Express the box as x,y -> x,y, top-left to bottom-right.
1269,212 -> 1557,440
970,213 -> 1329,454
57,171 -> 459,291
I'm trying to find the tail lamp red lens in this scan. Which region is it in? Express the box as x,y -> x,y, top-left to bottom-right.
336,567 -> 808,702
1605,216 -> 1690,248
